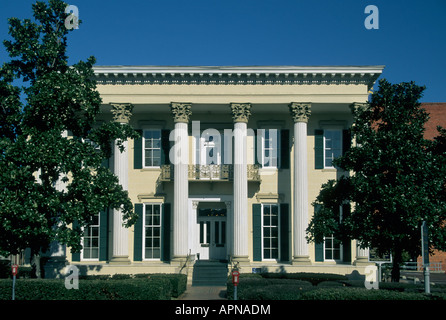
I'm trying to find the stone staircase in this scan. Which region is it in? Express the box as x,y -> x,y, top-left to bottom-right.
191,260 -> 229,286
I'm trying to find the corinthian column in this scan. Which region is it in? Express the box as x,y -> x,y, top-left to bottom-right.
289,102 -> 312,265
109,103 -> 133,264
230,103 -> 251,265
171,102 -> 192,262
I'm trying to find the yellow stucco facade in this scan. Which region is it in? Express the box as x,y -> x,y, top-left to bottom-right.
61,66 -> 384,280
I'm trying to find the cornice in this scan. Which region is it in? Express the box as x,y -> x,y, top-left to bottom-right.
93,65 -> 384,89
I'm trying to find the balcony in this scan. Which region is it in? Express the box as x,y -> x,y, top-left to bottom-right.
159,164 -> 261,182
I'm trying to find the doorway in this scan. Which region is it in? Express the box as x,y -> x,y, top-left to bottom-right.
196,202 -> 227,261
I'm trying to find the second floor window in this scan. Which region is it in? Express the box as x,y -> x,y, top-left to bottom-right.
324,129 -> 342,168
144,129 -> 161,167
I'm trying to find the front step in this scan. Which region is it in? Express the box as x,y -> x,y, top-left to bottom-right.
192,261 -> 229,286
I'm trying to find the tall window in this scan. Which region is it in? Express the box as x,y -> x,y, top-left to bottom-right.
144,204 -> 162,260
263,204 -> 279,260
261,129 -> 278,168
82,213 -> 100,260
324,129 -> 342,168
144,130 -> 161,167
324,236 -> 341,260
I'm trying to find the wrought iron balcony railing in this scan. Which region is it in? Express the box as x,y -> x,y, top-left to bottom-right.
159,164 -> 261,182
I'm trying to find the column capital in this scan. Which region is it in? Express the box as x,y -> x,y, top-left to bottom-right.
110,103 -> 133,124
350,102 -> 368,113
289,102 -> 311,123
230,103 -> 252,123
171,102 -> 192,123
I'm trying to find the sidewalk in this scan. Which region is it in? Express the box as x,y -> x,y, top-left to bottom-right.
178,285 -> 227,300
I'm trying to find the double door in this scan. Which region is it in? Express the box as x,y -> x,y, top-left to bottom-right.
197,217 -> 227,261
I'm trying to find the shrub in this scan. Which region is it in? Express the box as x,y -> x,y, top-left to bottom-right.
260,272 -> 348,286
0,277 -> 174,300
300,287 -> 432,300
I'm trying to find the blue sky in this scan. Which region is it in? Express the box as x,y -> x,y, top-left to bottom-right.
0,0 -> 445,102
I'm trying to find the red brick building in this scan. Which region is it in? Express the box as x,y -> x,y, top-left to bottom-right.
417,103 -> 446,272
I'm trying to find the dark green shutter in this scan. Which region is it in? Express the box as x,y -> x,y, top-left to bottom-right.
279,203 -> 290,262
161,130 -> 171,165
133,203 -> 144,261
134,130 -> 143,169
342,129 -> 351,156
99,209 -> 109,261
101,156 -> 109,168
161,203 -> 171,262
280,130 -> 290,169
254,129 -> 260,166
315,242 -> 324,262
314,129 -> 324,169
314,204 -> 324,261
72,220 -> 81,262
252,204 -> 262,261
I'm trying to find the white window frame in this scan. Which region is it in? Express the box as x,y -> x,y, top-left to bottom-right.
323,129 -> 342,169
260,129 -> 279,168
81,212 -> 100,261
261,203 -> 280,261
322,204 -> 345,262
143,203 -> 162,261
143,129 -> 162,168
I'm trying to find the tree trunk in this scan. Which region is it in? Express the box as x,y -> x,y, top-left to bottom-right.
391,248 -> 402,282
31,250 -> 41,279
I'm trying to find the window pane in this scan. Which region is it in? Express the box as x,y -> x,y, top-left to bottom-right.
144,204 -> 162,259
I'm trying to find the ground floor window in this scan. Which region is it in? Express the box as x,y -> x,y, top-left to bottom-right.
82,213 -> 100,260
324,235 -> 342,261
144,203 -> 162,260
262,204 -> 279,260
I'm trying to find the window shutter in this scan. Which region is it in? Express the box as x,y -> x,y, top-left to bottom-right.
161,203 -> 171,262
133,203 -> 144,261
280,130 -> 290,169
101,156 -> 109,169
314,129 -> 324,169
342,129 -> 351,156
99,209 -> 109,261
134,130 -> 143,169
314,204 -> 324,261
254,129 -> 261,166
279,203 -> 290,262
315,242 -> 324,262
252,203 -> 262,261
161,130 -> 171,165
72,220 -> 81,262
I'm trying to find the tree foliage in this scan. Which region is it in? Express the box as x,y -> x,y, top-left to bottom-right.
0,0 -> 139,260
307,79 -> 446,281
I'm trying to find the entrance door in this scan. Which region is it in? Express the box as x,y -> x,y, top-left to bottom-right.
197,204 -> 227,261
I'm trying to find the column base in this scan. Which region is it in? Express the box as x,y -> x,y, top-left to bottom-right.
109,256 -> 131,265
353,257 -> 373,266
292,256 -> 312,265
232,256 -> 250,267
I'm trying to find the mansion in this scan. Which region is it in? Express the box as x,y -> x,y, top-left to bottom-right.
46,65 -> 386,279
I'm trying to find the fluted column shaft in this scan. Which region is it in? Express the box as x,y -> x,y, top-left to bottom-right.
289,102 -> 312,265
171,103 -> 192,261
230,103 -> 251,264
110,103 -> 133,264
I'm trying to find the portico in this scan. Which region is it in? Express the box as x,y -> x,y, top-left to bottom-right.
62,65 -> 384,277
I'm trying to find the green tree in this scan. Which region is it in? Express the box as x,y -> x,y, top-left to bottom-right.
307,79 -> 446,282
0,0 -> 139,277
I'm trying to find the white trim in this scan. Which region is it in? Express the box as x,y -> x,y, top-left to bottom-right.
142,128 -> 162,168
260,203 -> 281,262
188,195 -> 232,260
142,203 -> 163,261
